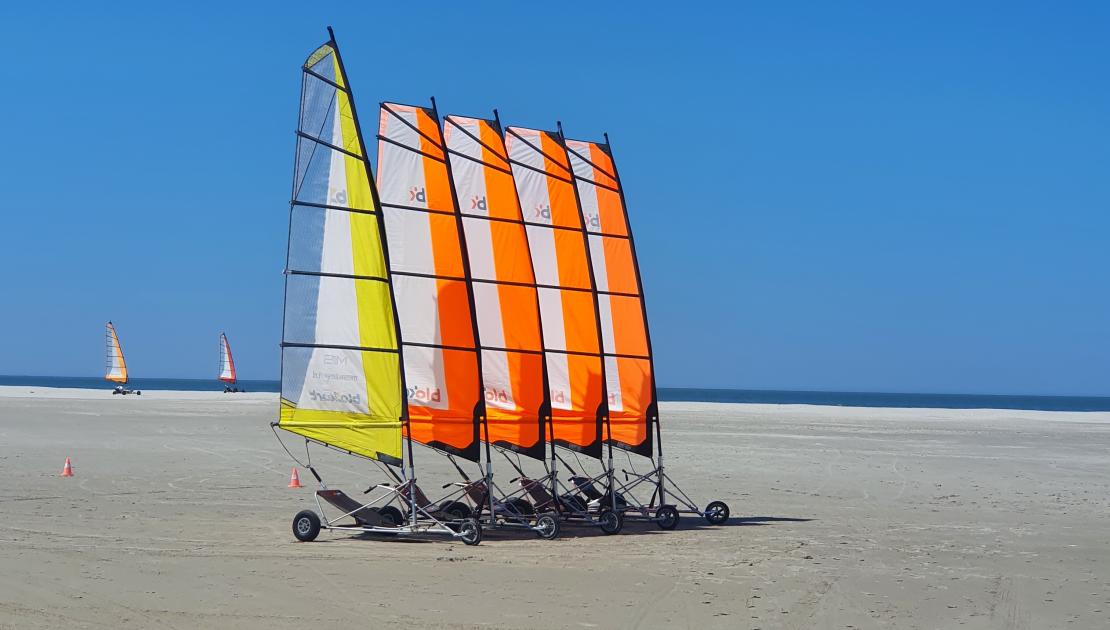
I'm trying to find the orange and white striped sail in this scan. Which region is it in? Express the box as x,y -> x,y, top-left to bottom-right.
504,127 -> 604,457
105,321 -> 128,384
444,114 -> 546,459
377,102 -> 481,462
565,138 -> 654,456
218,332 -> 237,384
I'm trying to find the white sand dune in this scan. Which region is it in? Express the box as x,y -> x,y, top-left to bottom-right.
0,390 -> 1107,628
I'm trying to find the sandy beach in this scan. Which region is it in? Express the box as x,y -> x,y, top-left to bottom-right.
0,387 -> 1107,629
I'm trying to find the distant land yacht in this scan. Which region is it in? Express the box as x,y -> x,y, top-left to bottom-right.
218,332 -> 244,393
105,321 -> 140,395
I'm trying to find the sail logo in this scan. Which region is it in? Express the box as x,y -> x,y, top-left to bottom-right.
470,195 -> 487,211
550,389 -> 567,405
323,354 -> 349,366
485,386 -> 512,405
583,213 -> 600,229
533,203 -> 552,221
308,389 -> 361,405
408,385 -> 441,404
331,190 -> 347,206
409,187 -> 427,204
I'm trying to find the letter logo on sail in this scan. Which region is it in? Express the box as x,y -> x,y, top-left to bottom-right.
409,187 -> 426,204
407,385 -> 442,404
470,195 -> 487,211
533,203 -> 551,221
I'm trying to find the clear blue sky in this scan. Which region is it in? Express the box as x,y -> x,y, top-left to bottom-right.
1,2 -> 1107,396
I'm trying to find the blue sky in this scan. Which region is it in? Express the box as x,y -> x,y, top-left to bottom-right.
0,2 -> 1107,395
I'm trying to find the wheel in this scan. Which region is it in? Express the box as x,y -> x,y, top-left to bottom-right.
459,518 -> 482,546
292,510 -> 321,542
112,390 -> 120,395
503,497 -> 534,516
599,509 -> 623,535
135,391 -> 141,395
378,505 -> 404,527
704,500 -> 730,525
656,505 -> 680,530
440,501 -> 471,520
535,513 -> 560,540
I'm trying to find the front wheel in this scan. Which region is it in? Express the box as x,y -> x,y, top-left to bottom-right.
292,510 -> 321,542
135,391 -> 142,395
599,509 -> 623,535
704,500 -> 730,525
656,505 -> 679,530
459,517 -> 482,546
535,513 -> 560,540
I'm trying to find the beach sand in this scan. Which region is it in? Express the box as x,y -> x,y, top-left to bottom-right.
0,386 -> 1107,629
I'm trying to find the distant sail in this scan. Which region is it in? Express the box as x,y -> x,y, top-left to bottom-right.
376,101 -> 481,462
444,114 -> 547,460
218,332 -> 237,384
105,321 -> 128,384
276,37 -> 404,465
504,126 -> 604,458
565,138 -> 653,456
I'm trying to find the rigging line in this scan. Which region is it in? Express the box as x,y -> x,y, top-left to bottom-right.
504,127 -> 572,175
444,145 -> 513,175
295,131 -> 363,161
444,116 -> 510,166
377,133 -> 445,164
271,424 -> 309,469
293,86 -> 338,198
381,103 -> 445,151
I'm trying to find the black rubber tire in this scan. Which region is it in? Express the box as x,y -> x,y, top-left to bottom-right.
704,500 -> 730,525
378,505 -> 404,527
136,391 -> 141,395
112,390 -> 120,395
504,497 -> 534,516
559,494 -> 588,515
292,510 -> 321,542
440,501 -> 471,520
535,513 -> 560,540
459,518 -> 482,546
656,505 -> 680,530
599,509 -> 623,535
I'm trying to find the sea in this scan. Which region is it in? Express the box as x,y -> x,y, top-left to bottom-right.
1,375 -> 1108,412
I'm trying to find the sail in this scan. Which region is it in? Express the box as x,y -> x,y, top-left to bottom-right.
277,37 -> 404,465
218,333 -> 237,384
105,321 -> 128,384
504,126 -> 604,457
565,138 -> 654,456
444,114 -> 547,460
376,101 -> 481,462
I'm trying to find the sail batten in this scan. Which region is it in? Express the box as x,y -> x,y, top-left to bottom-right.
277,37 -> 404,465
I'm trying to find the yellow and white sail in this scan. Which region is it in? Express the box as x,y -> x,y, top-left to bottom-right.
105,321 -> 128,384
277,36 -> 404,464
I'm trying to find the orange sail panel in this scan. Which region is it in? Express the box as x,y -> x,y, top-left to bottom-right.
565,139 -> 654,456
105,322 -> 128,384
504,127 -> 603,458
377,102 -> 481,462
444,115 -> 547,460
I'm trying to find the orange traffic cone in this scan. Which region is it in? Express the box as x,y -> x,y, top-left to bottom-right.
288,467 -> 302,488
61,457 -> 74,477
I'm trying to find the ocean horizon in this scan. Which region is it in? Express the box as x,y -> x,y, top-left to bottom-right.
1,375 -> 1107,412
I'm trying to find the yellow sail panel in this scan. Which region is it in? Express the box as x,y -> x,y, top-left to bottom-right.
105,321 -> 128,384
278,40 -> 403,464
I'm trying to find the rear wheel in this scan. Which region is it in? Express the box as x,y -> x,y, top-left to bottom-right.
135,391 -> 141,395
656,505 -> 680,530
704,500 -> 730,525
535,513 -> 560,540
503,497 -> 534,516
292,510 -> 321,542
440,501 -> 471,520
378,505 -> 403,527
459,518 -> 482,546
599,509 -> 623,535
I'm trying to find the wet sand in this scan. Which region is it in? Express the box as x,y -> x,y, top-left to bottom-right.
0,387 -> 1108,629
